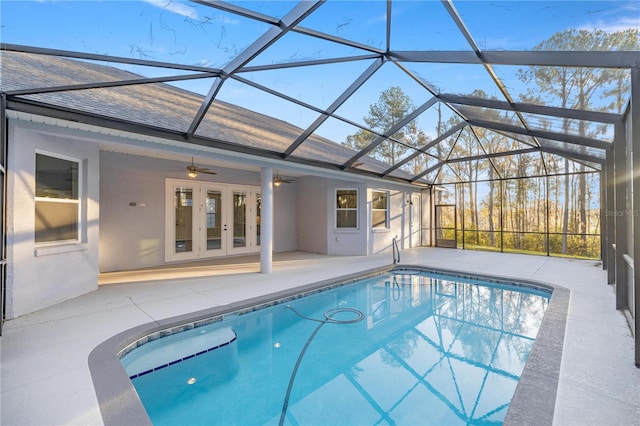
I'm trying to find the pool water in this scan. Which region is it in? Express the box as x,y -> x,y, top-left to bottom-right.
121,270 -> 550,425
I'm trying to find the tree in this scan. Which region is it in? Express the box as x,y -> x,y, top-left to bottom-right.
344,86 -> 426,167
517,28 -> 636,255
602,29 -> 640,114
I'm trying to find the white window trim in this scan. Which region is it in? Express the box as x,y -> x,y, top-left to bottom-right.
35,243 -> 88,257
371,189 -> 390,230
34,150 -> 84,248
335,188 -> 359,230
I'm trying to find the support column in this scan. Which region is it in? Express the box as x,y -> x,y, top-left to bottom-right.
631,67 -> 640,367
260,167 -> 274,274
0,94 -> 6,335
600,168 -> 607,268
605,148 -> 615,283
614,122 -> 628,310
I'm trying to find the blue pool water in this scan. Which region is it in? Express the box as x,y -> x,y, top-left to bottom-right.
121,270 -> 550,425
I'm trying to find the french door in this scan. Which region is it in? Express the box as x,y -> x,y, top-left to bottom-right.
165,179 -> 260,262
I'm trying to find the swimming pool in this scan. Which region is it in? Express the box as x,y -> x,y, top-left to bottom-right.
116,268 -> 552,425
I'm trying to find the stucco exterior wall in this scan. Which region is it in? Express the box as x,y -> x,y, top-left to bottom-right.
6,119 -> 100,318
327,180 -> 368,256
368,188 -> 422,255
99,152 -> 168,272
409,191 -> 422,248
99,152 -> 298,272
297,176 -> 329,254
272,180 -> 298,253
369,188 -> 403,255
297,176 -> 422,257
4,117 -> 421,318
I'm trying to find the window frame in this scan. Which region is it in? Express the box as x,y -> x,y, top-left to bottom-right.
34,151 -> 82,246
371,190 -> 389,230
335,188 -> 359,230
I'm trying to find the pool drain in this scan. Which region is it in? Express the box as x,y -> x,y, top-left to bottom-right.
279,306 -> 364,426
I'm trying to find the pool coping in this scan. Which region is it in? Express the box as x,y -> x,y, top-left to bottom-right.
88,264 -> 569,426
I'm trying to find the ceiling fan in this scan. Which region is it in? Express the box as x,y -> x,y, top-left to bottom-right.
186,157 -> 217,178
273,170 -> 294,187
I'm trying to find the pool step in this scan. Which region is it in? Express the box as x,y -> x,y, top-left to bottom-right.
121,327 -> 237,379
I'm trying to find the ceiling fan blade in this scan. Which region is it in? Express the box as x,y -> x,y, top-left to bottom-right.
274,174 -> 294,184
184,158 -> 218,176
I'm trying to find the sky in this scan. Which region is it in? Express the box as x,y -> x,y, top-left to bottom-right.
1,0 -> 639,145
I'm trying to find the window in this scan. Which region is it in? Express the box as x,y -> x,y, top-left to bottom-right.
372,190 -> 389,229
35,153 -> 80,243
336,189 -> 358,229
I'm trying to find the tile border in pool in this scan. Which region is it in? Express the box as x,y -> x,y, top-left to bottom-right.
88,264 -> 569,426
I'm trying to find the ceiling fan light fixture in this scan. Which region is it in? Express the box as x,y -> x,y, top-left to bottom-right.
273,170 -> 293,186
185,157 -> 216,177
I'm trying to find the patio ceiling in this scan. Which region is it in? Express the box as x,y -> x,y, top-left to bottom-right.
1,0 -> 639,185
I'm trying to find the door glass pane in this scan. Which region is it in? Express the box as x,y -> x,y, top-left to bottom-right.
206,190 -> 222,250
233,192 -> 246,248
174,187 -> 193,253
256,193 -> 261,246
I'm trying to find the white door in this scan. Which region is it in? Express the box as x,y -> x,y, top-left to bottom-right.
166,179 -> 260,262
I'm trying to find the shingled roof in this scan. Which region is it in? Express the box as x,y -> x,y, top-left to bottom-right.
2,50 -> 413,181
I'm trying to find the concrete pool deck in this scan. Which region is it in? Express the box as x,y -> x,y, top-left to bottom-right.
1,248 -> 639,425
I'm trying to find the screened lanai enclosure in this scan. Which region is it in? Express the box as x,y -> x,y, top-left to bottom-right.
430,144 -> 602,258
1,1 -> 639,363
